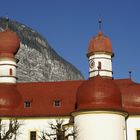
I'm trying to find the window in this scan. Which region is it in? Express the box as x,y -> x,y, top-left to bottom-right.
137,130 -> 140,140
53,100 -> 61,107
30,131 -> 36,140
24,101 -> 31,108
9,68 -> 13,76
98,61 -> 102,70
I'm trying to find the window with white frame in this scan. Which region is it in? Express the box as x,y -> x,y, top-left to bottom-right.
53,100 -> 61,107
24,101 -> 31,108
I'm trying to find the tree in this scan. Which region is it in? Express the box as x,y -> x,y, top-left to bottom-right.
39,119 -> 75,140
0,118 -> 22,140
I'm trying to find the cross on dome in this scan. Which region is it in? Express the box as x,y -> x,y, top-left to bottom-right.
98,16 -> 102,31
5,15 -> 9,29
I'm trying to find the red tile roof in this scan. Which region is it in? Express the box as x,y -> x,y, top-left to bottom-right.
87,31 -> 113,57
115,79 -> 140,114
0,29 -> 20,58
1,78 -> 140,117
0,80 -> 83,117
77,76 -> 122,111
0,84 -> 22,110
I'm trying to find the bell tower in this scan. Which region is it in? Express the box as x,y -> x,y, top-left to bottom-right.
87,19 -> 114,78
0,21 -> 20,83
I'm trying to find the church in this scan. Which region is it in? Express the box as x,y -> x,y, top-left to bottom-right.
0,20 -> 140,140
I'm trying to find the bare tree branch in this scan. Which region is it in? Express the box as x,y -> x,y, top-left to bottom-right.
39,119 -> 75,140
0,118 -> 22,140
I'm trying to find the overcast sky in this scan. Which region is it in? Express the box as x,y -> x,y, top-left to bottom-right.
1,0 -> 140,82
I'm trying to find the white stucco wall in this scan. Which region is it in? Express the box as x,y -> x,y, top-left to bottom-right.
0,59 -> 17,83
74,111 -> 126,140
0,117 -> 73,140
89,54 -> 112,78
126,116 -> 140,140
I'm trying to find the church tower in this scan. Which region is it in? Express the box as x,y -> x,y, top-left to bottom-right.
0,21 -> 21,111
87,19 -> 113,78
0,28 -> 20,83
72,20 -> 127,140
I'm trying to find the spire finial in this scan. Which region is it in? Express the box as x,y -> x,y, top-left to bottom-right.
98,15 -> 102,31
5,14 -> 9,29
128,70 -> 132,79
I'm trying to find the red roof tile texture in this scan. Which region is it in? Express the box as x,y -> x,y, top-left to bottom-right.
87,31 -> 113,57
0,84 -> 22,110
0,29 -> 20,58
77,76 -> 122,111
0,80 -> 83,117
0,78 -> 140,117
115,79 -> 140,114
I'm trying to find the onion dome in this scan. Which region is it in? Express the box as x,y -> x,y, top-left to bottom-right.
0,84 -> 22,110
0,29 -> 20,58
122,84 -> 140,114
87,31 -> 113,57
76,76 -> 122,111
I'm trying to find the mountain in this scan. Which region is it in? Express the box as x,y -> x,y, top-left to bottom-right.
0,17 -> 84,82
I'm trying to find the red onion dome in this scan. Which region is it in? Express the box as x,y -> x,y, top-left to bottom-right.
87,31 -> 113,57
122,84 -> 140,114
0,29 -> 20,58
0,84 -> 22,110
76,76 -> 122,111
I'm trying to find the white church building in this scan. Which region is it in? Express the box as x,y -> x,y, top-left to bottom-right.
0,22 -> 140,140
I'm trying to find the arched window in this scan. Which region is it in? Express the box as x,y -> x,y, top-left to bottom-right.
9,68 -> 13,76
98,61 -> 102,70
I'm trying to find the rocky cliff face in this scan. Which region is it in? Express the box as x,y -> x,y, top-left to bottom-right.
0,18 -> 84,82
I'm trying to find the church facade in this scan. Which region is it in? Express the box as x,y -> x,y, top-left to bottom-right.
0,25 -> 140,140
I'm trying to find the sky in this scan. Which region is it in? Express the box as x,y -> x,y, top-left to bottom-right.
0,0 -> 140,82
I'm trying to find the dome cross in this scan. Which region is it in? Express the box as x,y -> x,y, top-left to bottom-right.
98,17 -> 102,31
